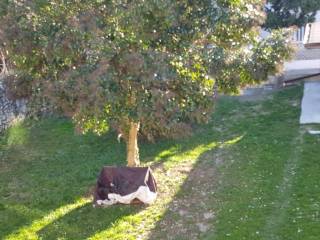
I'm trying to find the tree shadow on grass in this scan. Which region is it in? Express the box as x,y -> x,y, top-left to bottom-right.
146,133 -> 244,240
3,198 -> 143,240
145,87 -> 304,240
144,135 -> 244,240
0,117 -> 219,239
38,203 -> 143,240
0,118 -> 130,238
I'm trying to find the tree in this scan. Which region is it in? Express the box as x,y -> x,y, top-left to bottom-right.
265,0 -> 320,29
0,0 -> 294,166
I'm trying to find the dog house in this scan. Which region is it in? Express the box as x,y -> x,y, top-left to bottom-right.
94,166 -> 157,206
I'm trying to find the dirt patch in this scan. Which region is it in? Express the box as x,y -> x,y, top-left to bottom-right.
149,153 -> 219,240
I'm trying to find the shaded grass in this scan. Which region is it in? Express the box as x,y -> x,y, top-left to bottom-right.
0,118 -> 132,239
0,85 -> 319,239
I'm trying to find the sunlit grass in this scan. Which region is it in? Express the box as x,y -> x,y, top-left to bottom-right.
5,198 -> 90,240
6,122 -> 28,146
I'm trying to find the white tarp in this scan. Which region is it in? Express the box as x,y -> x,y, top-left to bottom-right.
96,186 -> 157,206
300,81 -> 320,124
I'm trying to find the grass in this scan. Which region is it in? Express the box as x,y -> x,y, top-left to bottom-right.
0,84 -> 319,239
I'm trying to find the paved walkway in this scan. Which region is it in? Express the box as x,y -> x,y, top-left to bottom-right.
282,59 -> 320,83
300,80 -> 320,124
285,59 -> 320,71
294,48 -> 320,60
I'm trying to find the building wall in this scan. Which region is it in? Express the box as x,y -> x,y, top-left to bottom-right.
292,10 -> 320,43
261,10 -> 320,43
316,11 -> 320,22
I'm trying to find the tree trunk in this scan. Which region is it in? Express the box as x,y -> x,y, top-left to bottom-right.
213,80 -> 218,99
126,121 -> 140,167
0,49 -> 8,75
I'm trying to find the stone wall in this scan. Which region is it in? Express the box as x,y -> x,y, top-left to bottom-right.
0,80 -> 27,133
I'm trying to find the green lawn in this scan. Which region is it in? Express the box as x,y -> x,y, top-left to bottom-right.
1,85 -> 319,240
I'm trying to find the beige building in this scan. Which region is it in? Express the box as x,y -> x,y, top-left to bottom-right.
293,11 -> 320,46
303,22 -> 320,48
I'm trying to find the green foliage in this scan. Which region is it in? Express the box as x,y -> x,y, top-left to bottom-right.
265,0 -> 320,29
0,0 -> 294,140
209,29 -> 295,94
